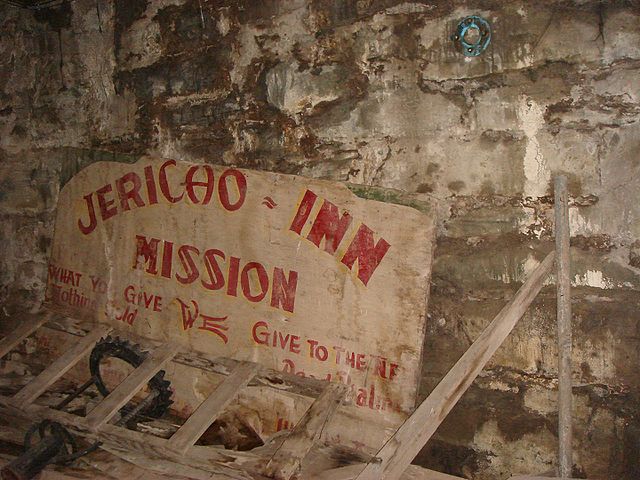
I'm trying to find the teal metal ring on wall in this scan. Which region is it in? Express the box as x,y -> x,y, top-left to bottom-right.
451,16 -> 491,57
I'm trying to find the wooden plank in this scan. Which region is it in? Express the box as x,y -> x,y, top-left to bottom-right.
311,464 -> 464,480
169,362 -> 258,454
85,342 -> 178,430
0,394 -> 263,479
98,444 -> 224,480
0,312 -> 50,359
554,175 -> 573,478
0,457 -> 111,480
12,325 -> 112,405
355,251 -> 556,480
510,477 -> 584,480
265,382 -> 347,480
400,466 -> 464,480
0,427 -> 187,480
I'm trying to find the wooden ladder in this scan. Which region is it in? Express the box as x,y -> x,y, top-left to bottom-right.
1,241 -> 557,480
0,316 -> 348,480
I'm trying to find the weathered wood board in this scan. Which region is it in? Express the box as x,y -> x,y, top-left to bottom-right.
43,157 -> 435,447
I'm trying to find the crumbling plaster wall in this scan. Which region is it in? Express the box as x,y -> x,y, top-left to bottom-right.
0,0 -> 639,478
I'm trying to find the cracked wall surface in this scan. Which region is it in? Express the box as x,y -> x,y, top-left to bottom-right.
1,0 -> 639,478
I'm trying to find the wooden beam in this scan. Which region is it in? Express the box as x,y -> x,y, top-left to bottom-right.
311,464 -> 464,480
355,251 -> 556,480
98,444 -> 228,480
554,175 -> 573,478
510,477 -> 584,480
266,382 -> 347,480
85,342 -> 178,430
12,325 -> 112,405
169,362 -> 258,454
0,394 -> 263,479
0,426 -> 188,480
0,312 -> 50,359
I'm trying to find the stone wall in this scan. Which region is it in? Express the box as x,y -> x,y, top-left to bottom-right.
1,0 -> 639,478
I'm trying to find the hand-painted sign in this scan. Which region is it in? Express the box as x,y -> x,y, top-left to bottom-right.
45,157 -> 435,444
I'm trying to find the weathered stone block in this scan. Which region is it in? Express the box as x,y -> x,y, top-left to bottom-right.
266,61 -> 351,116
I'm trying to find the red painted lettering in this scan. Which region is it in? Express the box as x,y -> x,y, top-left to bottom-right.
218,169 -> 247,211
340,224 -> 391,286
282,358 -> 296,374
78,193 -> 97,235
115,172 -> 145,211
176,245 -> 200,284
185,165 -> 215,205
289,335 -> 301,354
227,256 -> 240,297
307,339 -> 318,358
144,165 -> 158,205
307,199 -> 352,254
96,183 -> 117,220
270,267 -> 298,313
333,346 -> 344,364
316,345 -> 328,361
252,321 -> 269,345
356,353 -> 366,370
159,160 -> 184,203
177,298 -> 198,330
241,262 -> 269,302
134,235 -> 159,274
346,351 -> 356,368
289,189 -> 317,234
202,249 -> 225,290
161,240 -> 174,278
389,362 -> 399,380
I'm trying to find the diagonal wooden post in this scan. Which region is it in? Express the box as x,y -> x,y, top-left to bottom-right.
266,382 -> 347,480
353,251 -> 555,480
554,175 -> 573,478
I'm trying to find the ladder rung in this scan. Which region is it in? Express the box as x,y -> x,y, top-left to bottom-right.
85,342 -> 178,430
169,362 -> 259,454
0,312 -> 51,359
12,325 -> 112,405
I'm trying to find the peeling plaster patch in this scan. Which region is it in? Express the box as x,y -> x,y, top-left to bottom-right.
164,90 -> 228,107
573,270 -> 614,289
582,331 -> 618,380
266,62 -> 345,116
513,43 -> 535,70
569,207 -> 596,236
517,96 -> 549,197
512,334 -> 545,373
524,386 -> 557,415
229,24 -> 261,89
349,139 -> 390,185
486,379 -> 520,393
516,209 -> 537,235
417,18 -> 445,53
217,10 -> 231,36
473,419 -> 556,474
489,254 -> 541,284
118,0 -> 187,71
154,118 -> 182,160
385,3 -> 435,15
522,255 -> 541,277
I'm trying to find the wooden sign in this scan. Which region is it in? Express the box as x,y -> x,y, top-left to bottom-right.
44,157 -> 435,445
